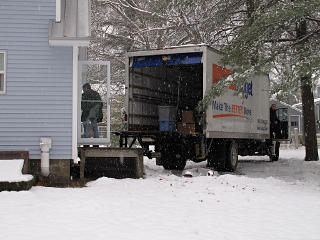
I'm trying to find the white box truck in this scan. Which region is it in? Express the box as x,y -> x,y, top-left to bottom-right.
118,45 -> 289,171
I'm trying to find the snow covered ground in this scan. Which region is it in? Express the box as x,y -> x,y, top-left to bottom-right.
1,148 -> 320,240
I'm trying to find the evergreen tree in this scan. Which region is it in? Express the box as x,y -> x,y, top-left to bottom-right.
220,0 -> 320,161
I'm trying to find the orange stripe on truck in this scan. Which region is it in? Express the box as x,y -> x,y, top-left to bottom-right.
213,114 -> 249,119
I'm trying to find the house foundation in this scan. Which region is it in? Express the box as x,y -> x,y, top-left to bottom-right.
29,159 -> 71,185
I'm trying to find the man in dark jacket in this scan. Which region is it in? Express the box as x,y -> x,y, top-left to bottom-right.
81,83 -> 103,138
270,104 -> 280,139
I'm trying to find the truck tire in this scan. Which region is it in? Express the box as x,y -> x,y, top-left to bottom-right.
162,157 -> 186,170
207,141 -> 227,171
225,141 -> 238,171
269,141 -> 280,162
156,158 -> 162,166
161,145 -> 186,170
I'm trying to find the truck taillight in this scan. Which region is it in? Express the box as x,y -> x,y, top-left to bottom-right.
122,109 -> 128,121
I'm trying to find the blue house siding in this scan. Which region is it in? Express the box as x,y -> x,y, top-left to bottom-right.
0,0 -> 73,159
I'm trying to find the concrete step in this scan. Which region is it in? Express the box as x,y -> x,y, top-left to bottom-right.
78,147 -> 144,180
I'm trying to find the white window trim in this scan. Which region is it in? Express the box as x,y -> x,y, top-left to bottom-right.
0,50 -> 6,94
291,114 -> 301,132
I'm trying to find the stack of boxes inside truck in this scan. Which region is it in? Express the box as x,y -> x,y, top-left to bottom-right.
158,106 -> 196,134
158,106 -> 177,131
177,111 -> 195,134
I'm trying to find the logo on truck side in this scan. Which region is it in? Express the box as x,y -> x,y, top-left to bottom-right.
257,119 -> 268,131
212,64 -> 253,99
212,100 -> 252,119
243,81 -> 253,99
211,64 -> 254,120
212,64 -> 234,90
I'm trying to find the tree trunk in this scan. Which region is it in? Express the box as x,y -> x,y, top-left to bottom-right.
297,19 -> 319,161
246,0 -> 255,23
300,78 -> 319,161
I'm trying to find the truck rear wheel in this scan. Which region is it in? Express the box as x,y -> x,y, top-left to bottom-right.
207,140 -> 238,172
225,141 -> 238,171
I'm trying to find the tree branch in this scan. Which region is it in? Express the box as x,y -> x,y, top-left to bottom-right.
264,38 -> 297,43
294,28 -> 320,45
101,0 -> 167,21
103,33 -> 145,45
306,17 -> 320,23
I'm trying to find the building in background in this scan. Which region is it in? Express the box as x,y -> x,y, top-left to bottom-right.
270,99 -> 303,134
293,98 -> 320,134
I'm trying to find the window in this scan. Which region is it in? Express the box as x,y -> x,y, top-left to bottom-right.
276,108 -> 288,121
0,51 -> 6,93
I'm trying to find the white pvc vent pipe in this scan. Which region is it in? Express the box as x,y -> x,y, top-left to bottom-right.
40,138 -> 52,177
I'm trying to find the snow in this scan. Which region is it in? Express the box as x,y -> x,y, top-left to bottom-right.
0,160 -> 33,182
1,148 -> 320,240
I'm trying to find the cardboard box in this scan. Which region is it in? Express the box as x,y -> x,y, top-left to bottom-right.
177,122 -> 195,134
182,111 -> 194,123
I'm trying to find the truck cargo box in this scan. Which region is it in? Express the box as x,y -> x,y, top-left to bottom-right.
125,45 -> 269,140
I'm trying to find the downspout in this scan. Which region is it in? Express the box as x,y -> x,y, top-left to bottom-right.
72,45 -> 79,162
56,0 -> 61,22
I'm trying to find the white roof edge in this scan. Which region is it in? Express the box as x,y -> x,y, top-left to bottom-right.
292,103 -> 302,108
49,39 -> 90,47
126,45 -> 207,57
292,97 -> 320,109
270,98 -> 303,113
163,43 -> 208,49
290,106 -> 303,113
